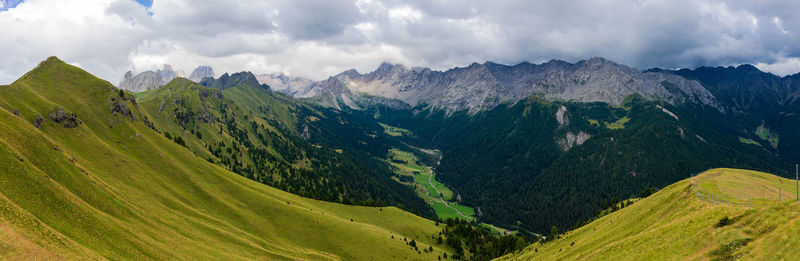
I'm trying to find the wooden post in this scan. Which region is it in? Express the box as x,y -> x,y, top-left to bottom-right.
796,164 -> 799,201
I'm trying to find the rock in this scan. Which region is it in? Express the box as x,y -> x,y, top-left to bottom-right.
118,64 -> 185,92
48,107 -> 80,128
198,71 -> 264,91
33,114 -> 44,128
189,66 -> 215,82
300,57 -> 720,113
558,131 -> 591,151
110,96 -> 136,121
555,106 -> 569,126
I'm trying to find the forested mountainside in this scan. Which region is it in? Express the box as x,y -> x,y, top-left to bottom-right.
262,58 -> 799,235
664,66 -> 800,161
365,94 -> 789,233
135,73 -> 433,217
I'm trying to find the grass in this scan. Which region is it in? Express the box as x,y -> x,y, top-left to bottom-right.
754,124 -> 779,149
0,57 -> 453,260
604,116 -> 630,129
387,149 -> 474,221
738,137 -> 761,146
499,168 -> 800,260
379,122 -> 412,137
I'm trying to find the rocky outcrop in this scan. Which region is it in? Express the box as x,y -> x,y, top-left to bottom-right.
119,65 -> 185,92
48,107 -> 81,128
189,66 -> 214,82
555,106 -> 569,126
557,131 -> 591,151
302,58 -> 721,113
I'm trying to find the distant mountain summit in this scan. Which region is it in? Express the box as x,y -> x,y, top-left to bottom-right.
255,72 -> 313,96
119,64 -> 184,92
300,57 -> 720,113
189,66 -> 214,82
198,71 -> 266,90
119,65 -> 215,92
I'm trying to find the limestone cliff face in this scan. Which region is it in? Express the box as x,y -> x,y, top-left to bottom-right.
119,65 -> 185,92
299,57 -> 721,113
189,66 -> 214,82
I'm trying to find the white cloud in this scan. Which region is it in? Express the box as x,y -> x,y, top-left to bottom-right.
773,17 -> 789,34
755,57 -> 800,76
0,0 -> 799,85
388,5 -> 422,24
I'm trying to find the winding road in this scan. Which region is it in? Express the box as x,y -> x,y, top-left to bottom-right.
425,167 -> 473,220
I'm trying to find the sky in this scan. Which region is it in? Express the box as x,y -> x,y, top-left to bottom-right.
0,0 -> 799,84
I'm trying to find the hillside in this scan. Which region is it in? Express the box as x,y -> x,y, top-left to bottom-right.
0,57 -> 450,259
135,74 -> 433,217
371,94 -> 789,234
499,168 -> 800,260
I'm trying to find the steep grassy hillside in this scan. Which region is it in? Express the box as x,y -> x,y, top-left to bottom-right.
0,57 -> 450,260
499,168 -> 800,260
135,76 -> 433,217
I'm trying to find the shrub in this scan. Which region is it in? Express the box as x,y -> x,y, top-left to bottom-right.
640,187 -> 657,198
716,216 -> 732,227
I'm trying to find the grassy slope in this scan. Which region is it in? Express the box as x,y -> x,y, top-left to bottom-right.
499,168 -> 800,260
0,57 -> 449,260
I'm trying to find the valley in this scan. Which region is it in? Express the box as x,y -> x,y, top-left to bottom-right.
388,148 -> 475,221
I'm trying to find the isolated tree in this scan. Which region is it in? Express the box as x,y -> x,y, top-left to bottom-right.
549,226 -> 559,240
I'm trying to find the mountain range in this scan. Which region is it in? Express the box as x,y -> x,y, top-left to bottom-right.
117,57 -> 800,233
119,64 -> 214,92
3,55 -> 800,259
270,58 -> 721,113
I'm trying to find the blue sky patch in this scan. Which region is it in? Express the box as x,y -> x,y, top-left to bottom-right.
134,0 -> 152,8
1,0 -> 24,12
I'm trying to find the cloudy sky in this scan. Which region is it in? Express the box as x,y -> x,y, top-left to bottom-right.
0,0 -> 799,84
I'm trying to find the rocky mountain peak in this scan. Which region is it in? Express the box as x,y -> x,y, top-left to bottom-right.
297,57 -> 722,113
119,64 -> 185,92
189,66 -> 214,82
198,71 -> 264,91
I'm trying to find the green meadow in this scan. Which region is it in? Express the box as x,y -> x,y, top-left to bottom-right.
0,57 -> 453,260
500,168 -> 800,260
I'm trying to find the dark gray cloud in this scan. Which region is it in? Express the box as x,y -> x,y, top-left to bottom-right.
0,0 -> 798,84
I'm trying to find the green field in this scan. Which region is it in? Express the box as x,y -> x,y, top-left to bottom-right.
500,168 -> 800,260
604,116 -> 630,129
380,122 -> 412,137
387,149 -> 474,221
0,57 -> 453,260
754,124 -> 779,149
